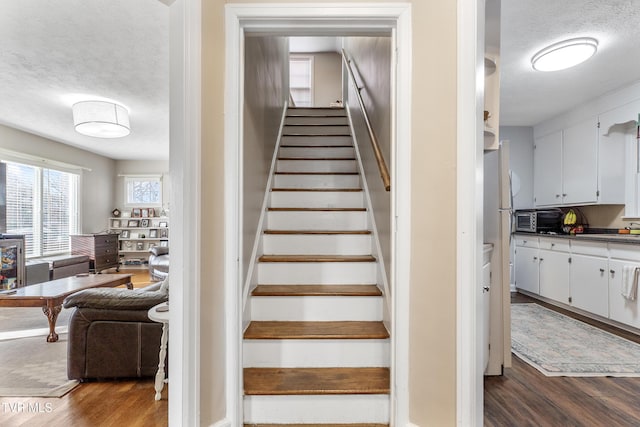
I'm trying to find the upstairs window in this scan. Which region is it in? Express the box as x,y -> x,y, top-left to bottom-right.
124,176 -> 162,207
289,55 -> 314,107
5,161 -> 79,257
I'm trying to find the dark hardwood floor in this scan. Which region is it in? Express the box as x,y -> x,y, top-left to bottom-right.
485,293 -> 640,426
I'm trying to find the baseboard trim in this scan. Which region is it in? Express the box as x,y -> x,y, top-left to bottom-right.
209,418 -> 231,427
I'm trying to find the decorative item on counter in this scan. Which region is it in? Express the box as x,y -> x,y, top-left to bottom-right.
563,208 -> 588,235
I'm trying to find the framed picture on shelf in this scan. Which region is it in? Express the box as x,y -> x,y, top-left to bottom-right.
159,221 -> 168,228
160,240 -> 168,247
160,228 -> 168,238
148,208 -> 155,217
136,242 -> 144,250
132,208 -> 141,218
127,219 -> 139,227
141,208 -> 149,218
120,230 -> 129,238
140,219 -> 150,227
149,229 -> 158,238
112,219 -> 121,228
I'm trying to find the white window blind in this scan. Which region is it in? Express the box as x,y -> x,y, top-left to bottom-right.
290,56 -> 313,107
5,161 -> 79,257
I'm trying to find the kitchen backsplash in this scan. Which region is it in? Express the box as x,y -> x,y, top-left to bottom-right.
579,205 -> 626,229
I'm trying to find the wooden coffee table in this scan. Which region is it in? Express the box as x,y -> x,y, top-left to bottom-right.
0,273 -> 133,342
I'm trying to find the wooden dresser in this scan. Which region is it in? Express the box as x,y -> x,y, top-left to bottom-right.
71,234 -> 119,273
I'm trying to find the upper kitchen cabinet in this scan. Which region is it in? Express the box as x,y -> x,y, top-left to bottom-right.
534,115 -> 624,207
533,130 -> 563,206
562,116 -> 599,205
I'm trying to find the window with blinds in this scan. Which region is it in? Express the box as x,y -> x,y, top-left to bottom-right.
290,56 -> 314,107
5,161 -> 79,258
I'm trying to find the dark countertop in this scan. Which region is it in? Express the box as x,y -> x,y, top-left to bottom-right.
514,232 -> 640,245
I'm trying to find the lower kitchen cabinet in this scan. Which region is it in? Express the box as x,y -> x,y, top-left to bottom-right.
569,254 -> 609,318
608,260 -> 640,329
538,249 -> 570,304
515,246 -> 539,294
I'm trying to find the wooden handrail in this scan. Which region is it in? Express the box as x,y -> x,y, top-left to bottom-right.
341,49 -> 391,192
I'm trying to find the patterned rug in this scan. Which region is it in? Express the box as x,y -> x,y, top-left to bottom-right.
511,303 -> 640,377
0,334 -> 78,397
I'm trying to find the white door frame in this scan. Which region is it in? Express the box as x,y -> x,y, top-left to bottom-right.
224,3 -> 411,426
173,1 -> 481,425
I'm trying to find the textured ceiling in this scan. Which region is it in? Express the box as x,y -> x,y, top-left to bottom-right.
2,1 -> 637,158
500,0 -> 640,126
0,0 -> 169,160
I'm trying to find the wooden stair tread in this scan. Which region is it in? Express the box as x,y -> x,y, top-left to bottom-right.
271,188 -> 362,192
264,230 -> 371,235
267,207 -> 366,212
259,255 -> 375,263
282,134 -> 352,137
252,284 -> 382,297
245,424 -> 388,427
285,124 -> 349,127
275,171 -> 358,175
277,157 -> 356,161
244,321 -> 389,339
279,145 -> 354,149
244,367 -> 390,395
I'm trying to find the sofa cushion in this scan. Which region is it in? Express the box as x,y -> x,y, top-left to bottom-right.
63,287 -> 168,310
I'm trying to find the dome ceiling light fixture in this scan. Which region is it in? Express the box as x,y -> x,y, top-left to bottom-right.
531,37 -> 598,72
72,100 -> 130,138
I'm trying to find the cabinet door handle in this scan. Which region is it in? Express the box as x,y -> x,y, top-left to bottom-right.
551,243 -> 555,247
483,286 -> 490,293
610,269 -> 616,276
533,257 -> 538,261
600,268 -> 605,273
539,258 -> 544,262
555,194 -> 561,198
563,193 -> 567,197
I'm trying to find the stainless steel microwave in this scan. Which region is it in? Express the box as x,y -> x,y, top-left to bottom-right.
514,209 -> 563,233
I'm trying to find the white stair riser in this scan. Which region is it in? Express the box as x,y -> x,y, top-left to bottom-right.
281,135 -> 353,146
283,125 -> 350,135
251,296 -> 382,321
277,159 -> 357,173
270,191 -> 364,208
279,146 -> 355,159
244,395 -> 389,424
243,339 -> 389,367
263,233 -> 371,255
273,174 -> 360,189
285,116 -> 349,125
258,262 -> 377,284
267,211 -> 367,230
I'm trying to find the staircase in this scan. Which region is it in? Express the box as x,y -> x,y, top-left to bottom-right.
243,107 -> 390,426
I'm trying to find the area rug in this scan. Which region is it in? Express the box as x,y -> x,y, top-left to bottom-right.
0,334 -> 78,397
511,303 -> 640,377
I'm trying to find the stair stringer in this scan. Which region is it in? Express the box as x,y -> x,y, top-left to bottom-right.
241,102 -> 289,331
344,103 -> 392,329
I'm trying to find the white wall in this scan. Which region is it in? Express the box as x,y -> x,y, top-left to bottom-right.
0,124 -> 116,234
344,36 -> 392,286
311,52 -> 342,107
500,126 -> 534,210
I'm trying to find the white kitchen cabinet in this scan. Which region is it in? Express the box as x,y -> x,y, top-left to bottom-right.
562,116 -> 599,205
570,253 -> 609,318
608,259 -> 640,329
538,240 -> 570,304
515,246 -> 540,294
533,130 -> 563,206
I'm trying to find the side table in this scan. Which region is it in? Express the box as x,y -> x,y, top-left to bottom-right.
148,302 -> 169,401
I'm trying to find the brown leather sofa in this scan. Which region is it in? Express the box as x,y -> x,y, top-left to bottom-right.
63,280 -> 168,380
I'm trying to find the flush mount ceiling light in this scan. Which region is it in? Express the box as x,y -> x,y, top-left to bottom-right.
72,100 -> 130,138
531,37 -> 598,72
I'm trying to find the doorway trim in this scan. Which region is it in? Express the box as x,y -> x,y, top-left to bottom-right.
224,3 -> 412,426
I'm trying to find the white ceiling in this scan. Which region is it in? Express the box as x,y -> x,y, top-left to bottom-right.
500,0 -> 640,126
0,0 -> 169,160
1,1 -> 638,159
